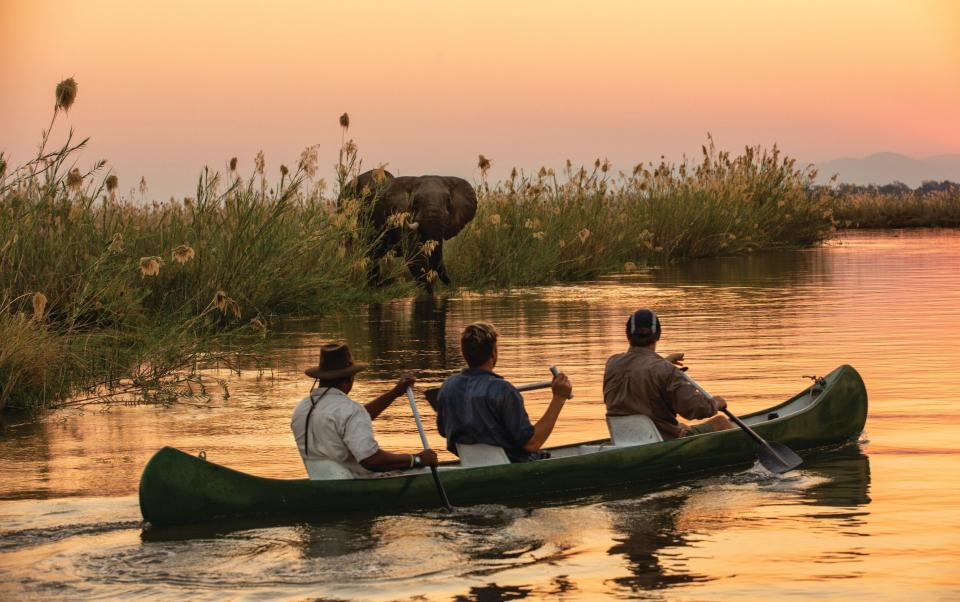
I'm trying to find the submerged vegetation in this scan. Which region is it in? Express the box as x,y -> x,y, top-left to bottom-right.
4,78 -> 948,413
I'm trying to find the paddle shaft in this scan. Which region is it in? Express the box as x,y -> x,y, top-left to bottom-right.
406,387 -> 453,511
517,380 -> 553,393
681,373 -> 786,456
433,378 -> 556,396
424,376 -> 558,410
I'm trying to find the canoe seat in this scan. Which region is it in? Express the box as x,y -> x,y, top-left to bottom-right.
606,414 -> 663,447
303,458 -> 355,480
456,443 -> 510,467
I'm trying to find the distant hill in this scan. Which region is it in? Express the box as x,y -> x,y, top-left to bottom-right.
813,153 -> 960,187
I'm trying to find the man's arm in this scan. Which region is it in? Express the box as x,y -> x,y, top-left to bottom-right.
360,448 -> 438,472
666,367 -> 724,419
365,373 -> 415,420
342,403 -> 439,472
523,373 -> 572,452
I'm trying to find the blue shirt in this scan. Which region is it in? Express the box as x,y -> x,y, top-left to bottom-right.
436,368 -> 536,462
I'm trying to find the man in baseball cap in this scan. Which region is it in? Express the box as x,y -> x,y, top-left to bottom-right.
603,309 -> 733,439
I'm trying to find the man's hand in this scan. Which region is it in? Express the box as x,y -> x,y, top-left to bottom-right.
551,372 -> 573,400
416,449 -> 438,467
665,352 -> 685,367
391,373 -> 416,397
711,395 -> 728,411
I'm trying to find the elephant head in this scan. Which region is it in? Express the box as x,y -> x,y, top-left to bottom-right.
350,170 -> 478,292
379,175 -> 477,241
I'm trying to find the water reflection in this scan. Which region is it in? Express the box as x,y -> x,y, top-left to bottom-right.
802,446 -> 872,508
604,446 -> 871,596
454,584 -> 533,601
650,245 -> 832,288
452,578 -> 579,601
294,520 -> 379,559
365,297 -> 456,376
607,491 -> 708,592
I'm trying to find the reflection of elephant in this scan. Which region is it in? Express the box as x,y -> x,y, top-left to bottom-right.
350,169 -> 477,292
366,298 -> 454,376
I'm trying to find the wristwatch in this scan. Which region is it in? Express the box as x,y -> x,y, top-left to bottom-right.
413,454 -> 422,466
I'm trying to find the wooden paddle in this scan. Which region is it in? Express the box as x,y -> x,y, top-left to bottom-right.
681,372 -> 802,474
406,387 -> 453,511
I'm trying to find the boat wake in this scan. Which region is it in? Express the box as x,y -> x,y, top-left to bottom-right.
0,519 -> 141,553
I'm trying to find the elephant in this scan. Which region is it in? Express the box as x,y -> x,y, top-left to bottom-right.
347,169 -> 477,292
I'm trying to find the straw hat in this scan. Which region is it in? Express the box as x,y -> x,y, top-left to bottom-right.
304,343 -> 368,380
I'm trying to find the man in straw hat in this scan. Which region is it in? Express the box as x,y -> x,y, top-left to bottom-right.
436,322 -> 573,462
603,309 -> 733,440
292,342 -> 437,478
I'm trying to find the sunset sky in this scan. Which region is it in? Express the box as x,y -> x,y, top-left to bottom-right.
2,0 -> 959,198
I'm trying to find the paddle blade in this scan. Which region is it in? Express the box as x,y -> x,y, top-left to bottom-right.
757,441 -> 803,474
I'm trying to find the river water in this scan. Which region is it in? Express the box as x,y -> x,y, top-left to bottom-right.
2,230 -> 959,600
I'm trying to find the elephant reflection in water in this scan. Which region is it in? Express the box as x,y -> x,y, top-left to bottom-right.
365,297 -> 457,376
348,169 -> 477,293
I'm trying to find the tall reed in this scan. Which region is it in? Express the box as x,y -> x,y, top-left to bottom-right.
448,140 -> 835,286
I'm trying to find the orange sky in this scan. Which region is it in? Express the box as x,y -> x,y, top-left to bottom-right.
2,0 -> 959,197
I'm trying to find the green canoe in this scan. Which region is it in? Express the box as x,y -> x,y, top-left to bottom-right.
139,364 -> 867,527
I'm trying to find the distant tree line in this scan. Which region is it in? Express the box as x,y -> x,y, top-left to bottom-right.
825,180 -> 960,196
827,180 -> 960,229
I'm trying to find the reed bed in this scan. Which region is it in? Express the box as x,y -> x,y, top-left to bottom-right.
2,80 -> 840,412
831,183 -> 960,228
449,142 -> 834,286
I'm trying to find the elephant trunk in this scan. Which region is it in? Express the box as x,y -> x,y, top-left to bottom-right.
412,205 -> 447,241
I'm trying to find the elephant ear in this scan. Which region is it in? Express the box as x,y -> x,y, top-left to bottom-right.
443,177 -> 478,239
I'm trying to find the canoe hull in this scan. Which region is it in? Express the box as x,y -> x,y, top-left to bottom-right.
139,364 -> 867,526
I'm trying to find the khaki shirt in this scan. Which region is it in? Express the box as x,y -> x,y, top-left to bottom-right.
603,346 -> 719,439
291,388 -> 380,477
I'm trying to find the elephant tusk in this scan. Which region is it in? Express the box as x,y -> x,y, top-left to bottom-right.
407,221 -> 420,231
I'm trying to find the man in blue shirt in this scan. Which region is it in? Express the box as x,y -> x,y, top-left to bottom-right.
436,322 -> 573,462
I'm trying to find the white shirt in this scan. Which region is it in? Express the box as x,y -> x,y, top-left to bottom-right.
291,387 -> 380,478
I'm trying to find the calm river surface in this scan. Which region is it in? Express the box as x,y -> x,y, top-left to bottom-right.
2,230 -> 960,600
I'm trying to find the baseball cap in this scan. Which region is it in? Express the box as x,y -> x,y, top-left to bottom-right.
626,309 -> 660,337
